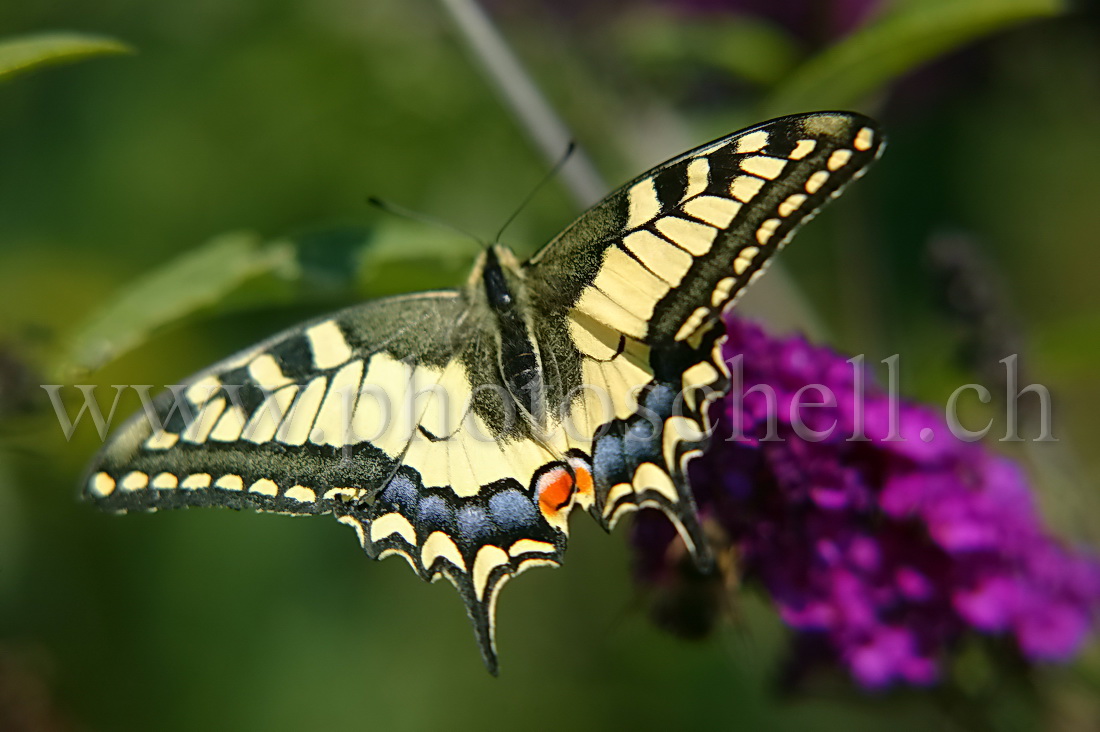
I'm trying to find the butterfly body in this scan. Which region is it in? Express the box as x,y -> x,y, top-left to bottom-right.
476,245 -> 547,424
84,112 -> 883,672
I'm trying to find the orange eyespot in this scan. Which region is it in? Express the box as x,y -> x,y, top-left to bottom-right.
571,461 -> 594,499
536,467 -> 575,518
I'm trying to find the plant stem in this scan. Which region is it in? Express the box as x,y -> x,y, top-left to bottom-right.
437,0 -> 606,209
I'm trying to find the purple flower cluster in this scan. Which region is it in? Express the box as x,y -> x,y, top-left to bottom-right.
632,316 -> 1100,689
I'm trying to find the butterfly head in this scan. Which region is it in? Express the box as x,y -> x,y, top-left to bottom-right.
468,244 -> 524,289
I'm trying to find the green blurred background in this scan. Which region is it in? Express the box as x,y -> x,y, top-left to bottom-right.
2,1 -> 1099,730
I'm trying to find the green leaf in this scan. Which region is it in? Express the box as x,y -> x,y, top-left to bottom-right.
0,31 -> 133,83
1033,311 -> 1100,383
762,0 -> 1066,117
697,18 -> 802,87
59,232 -> 296,377
357,220 -> 476,296
620,15 -> 801,87
55,223 -> 458,378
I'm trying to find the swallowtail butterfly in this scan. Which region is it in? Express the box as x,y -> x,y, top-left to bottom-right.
84,112 -> 883,672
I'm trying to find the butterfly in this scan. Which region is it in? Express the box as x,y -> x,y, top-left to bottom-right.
83,112 -> 883,673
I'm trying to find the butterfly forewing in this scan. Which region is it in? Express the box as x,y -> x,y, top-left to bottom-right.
526,113 -> 883,341
86,293 -> 464,515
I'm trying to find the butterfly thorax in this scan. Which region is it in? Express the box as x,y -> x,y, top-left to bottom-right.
470,244 -> 547,427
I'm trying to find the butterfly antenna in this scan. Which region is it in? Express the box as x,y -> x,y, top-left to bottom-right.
494,141 -> 576,244
367,196 -> 486,251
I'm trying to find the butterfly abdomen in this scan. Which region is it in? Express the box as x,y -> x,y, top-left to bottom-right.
481,245 -> 546,423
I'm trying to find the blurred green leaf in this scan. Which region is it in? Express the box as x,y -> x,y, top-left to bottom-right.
762,0 -> 1066,116
59,231 -> 296,377
0,31 -> 133,83
293,227 -> 376,291
55,222 -> 467,378
621,15 -> 801,87
357,220 -> 476,296
1033,311 -> 1100,382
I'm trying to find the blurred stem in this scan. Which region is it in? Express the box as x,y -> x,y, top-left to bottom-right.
436,0 -> 606,209
436,0 -> 825,338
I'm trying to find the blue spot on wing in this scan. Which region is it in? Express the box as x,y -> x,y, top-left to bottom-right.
456,505 -> 496,545
624,418 -> 660,473
417,494 -> 453,533
380,473 -> 419,514
593,431 -> 627,490
488,489 -> 539,533
646,383 -> 677,417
